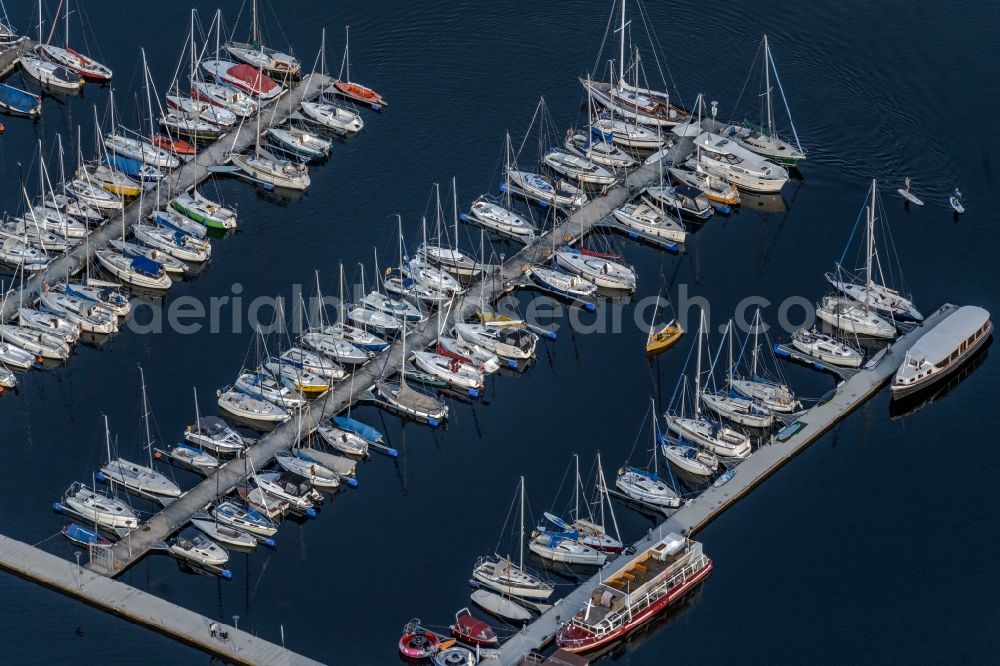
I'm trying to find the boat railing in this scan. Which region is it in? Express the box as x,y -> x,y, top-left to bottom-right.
585,553 -> 710,634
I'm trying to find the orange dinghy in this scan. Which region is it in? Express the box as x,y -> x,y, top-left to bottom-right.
332,80 -> 386,109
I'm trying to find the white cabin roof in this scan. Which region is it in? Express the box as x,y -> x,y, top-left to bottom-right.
905,306 -> 990,365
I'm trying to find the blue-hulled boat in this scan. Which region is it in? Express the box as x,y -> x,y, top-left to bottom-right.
103,155 -> 164,182
333,415 -> 383,444
0,83 -> 41,117
61,522 -> 112,548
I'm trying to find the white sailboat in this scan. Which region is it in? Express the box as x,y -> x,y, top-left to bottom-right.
60,481 -> 137,530
724,35 -> 806,166
825,179 -> 921,322
700,321 -> 775,429
616,402 -> 682,509
473,476 -> 554,601
665,312 -> 752,458
184,388 -> 246,455
790,327 -> 863,368
99,372 -> 182,501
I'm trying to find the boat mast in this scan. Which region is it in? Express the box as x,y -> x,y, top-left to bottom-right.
518,475 -> 525,571
573,453 -> 580,520
693,310 -> 704,418
104,414 -> 112,465
140,366 -> 154,467
251,0 -> 258,45
617,0 -> 626,89
763,35 -> 774,135
344,25 -> 350,83
866,179 -> 876,291
193,386 -> 201,437
64,0 -> 70,48
727,319 -> 734,389
452,177 -> 463,259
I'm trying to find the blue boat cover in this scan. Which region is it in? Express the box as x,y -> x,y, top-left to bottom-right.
63,522 -> 101,545
130,255 -> 161,275
0,83 -> 40,114
333,415 -> 383,443
103,154 -> 145,178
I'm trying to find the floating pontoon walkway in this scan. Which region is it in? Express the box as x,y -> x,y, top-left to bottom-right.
0,72 -> 332,322
494,303 -> 959,664
85,139 -> 675,577
0,533 -> 323,665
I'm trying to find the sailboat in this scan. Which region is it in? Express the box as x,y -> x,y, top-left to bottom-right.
729,310 -> 800,412
327,26 -> 387,109
616,402 -> 682,508
99,371 -> 181,501
189,516 -> 258,550
36,0 -> 111,81
664,312 -> 752,458
580,1 -> 686,127
228,88 -> 311,192
465,134 -> 538,242
217,385 -> 290,425
700,321 -> 775,429
566,77 -> 637,169
192,13 -> 259,116
58,480 -> 138,530
661,436 -> 719,478
375,316 -> 449,425
225,0 -> 301,78
645,294 -> 684,355
95,173 -> 173,291
543,454 -> 624,553
40,286 -> 118,334
724,36 -> 805,166
824,179 -> 921,322
211,500 -> 277,538
418,180 -> 484,278
170,190 -> 238,230
790,327 -> 863,368
184,388 -> 245,455
473,476 -> 554,601
300,29 -> 365,134
553,245 -> 636,291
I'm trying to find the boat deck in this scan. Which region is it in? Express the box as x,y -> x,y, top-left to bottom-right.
0,533 -> 322,665
494,303 -> 959,664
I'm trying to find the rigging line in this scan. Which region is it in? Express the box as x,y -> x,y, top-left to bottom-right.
767,44 -> 803,153
727,40 -> 763,125
837,190 -> 871,268
32,530 -> 63,548
666,332 -> 697,412
589,0 -> 618,81
634,0 -> 683,108
624,397 -> 652,463
514,98 -> 544,163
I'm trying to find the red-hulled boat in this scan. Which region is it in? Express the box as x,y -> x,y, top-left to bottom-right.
151,134 -> 196,157
555,533 -> 712,653
398,619 -> 443,659
450,608 -> 498,647
331,80 -> 386,109
201,59 -> 283,101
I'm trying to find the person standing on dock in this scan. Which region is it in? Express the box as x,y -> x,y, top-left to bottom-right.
210,622 -> 219,639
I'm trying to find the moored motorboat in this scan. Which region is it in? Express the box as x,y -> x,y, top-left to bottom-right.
505,170 -> 588,209
816,294 -> 896,339
59,482 -> 137,530
891,305 -> 992,398
553,247 -> 636,290
555,533 -> 712,653
170,190 -> 237,230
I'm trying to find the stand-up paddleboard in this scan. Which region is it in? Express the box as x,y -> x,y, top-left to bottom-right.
950,196 -> 965,214
897,189 -> 924,206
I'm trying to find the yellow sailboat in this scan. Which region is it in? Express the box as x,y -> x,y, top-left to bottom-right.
646,295 -> 684,355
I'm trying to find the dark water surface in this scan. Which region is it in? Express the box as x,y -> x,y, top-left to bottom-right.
0,0 -> 997,663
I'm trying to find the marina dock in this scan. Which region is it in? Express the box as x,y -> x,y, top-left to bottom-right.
86,146 -> 673,577
0,71 -> 332,322
0,533 -> 322,665
493,303 -> 959,665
